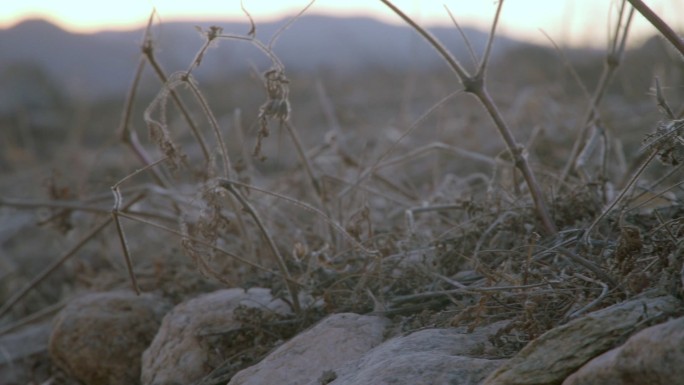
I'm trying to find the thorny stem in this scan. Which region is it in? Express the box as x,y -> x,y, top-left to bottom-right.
380,0 -> 557,235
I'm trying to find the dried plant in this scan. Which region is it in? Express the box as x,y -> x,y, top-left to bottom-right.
2,2 -> 684,381
380,0 -> 557,235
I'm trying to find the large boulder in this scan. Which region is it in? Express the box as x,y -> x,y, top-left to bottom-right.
325,321 -> 506,385
141,288 -> 292,385
563,315 -> 684,385
49,290 -> 172,385
482,294 -> 681,385
228,312 -> 389,385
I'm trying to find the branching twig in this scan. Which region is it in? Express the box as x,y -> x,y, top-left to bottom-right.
217,179 -> 301,313
565,273 -> 609,320
218,178 -> 378,256
118,12 -> 169,187
626,0 -> 684,58
583,149 -> 658,241
561,3 -> 634,181
182,73 -> 233,178
142,34 -> 211,163
557,247 -> 618,287
111,158 -> 170,294
379,0 -> 557,235
0,194 -> 145,318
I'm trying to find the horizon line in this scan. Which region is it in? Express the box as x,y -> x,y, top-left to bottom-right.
0,12 -> 666,50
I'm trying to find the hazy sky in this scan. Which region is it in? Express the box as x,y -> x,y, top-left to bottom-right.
1,0 -> 681,47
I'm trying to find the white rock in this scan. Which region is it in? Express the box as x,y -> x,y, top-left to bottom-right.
563,315 -> 684,385
141,287 -> 292,385
325,322 -> 506,385
483,294 -> 681,385
229,313 -> 389,385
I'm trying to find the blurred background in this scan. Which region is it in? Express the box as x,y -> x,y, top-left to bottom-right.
1,1 -> 682,174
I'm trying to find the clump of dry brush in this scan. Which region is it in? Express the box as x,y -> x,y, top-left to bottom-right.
1,0 -> 683,361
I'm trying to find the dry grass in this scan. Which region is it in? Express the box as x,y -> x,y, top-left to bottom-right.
1,0 -> 683,383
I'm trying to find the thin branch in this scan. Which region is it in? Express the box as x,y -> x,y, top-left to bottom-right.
216,33 -> 284,70
115,211 -> 285,279
339,89 -> 464,199
561,4 -> 634,181
654,77 -> 676,119
268,0 -> 316,49
565,273 -> 610,320
111,159 -> 170,294
219,178 -> 378,256
143,41 -> 211,163
626,0 -> 684,58
583,149 -> 658,241
183,74 -> 233,178
390,281 -> 561,306
380,0 -> 556,235
444,5 -> 478,69
117,11 -> 168,187
476,0 -> 505,75
0,194 -> 145,318
557,247 -> 618,287
240,0 -> 256,36
379,0 -> 469,80
217,179 -> 301,313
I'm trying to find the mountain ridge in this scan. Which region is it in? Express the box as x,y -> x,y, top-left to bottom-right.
0,14 -> 522,100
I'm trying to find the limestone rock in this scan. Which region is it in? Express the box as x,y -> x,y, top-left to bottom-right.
142,288 -> 292,385
325,321 -> 506,385
482,294 -> 681,385
563,315 -> 684,385
229,313 -> 389,385
49,290 -> 172,385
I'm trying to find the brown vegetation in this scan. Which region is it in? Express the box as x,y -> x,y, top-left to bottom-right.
1,0 -> 683,383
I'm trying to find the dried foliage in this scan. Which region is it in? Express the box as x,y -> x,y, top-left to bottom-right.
1,0 -> 683,383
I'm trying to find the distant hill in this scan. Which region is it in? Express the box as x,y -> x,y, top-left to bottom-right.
0,15 -> 523,100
